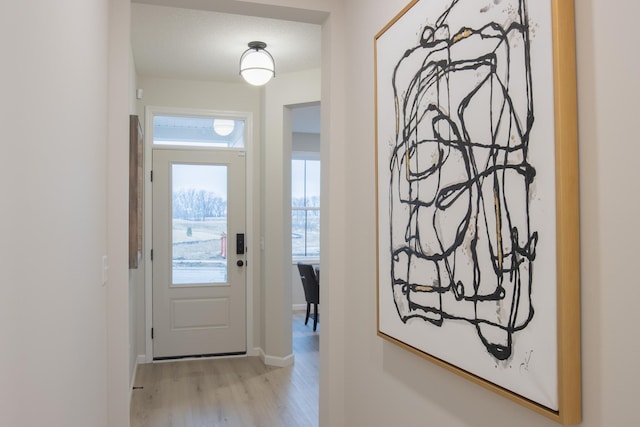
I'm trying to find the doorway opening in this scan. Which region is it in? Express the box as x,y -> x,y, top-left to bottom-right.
289,102 -> 321,337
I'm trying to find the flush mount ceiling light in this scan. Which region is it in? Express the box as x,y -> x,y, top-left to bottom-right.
213,119 -> 235,136
239,41 -> 275,86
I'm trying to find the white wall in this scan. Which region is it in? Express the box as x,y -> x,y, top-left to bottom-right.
575,1 -> 640,424
0,1 -> 110,426
108,0 -> 133,425
128,45 -> 142,390
293,132 -> 321,154
262,68 -> 321,360
137,77 -> 262,113
317,3 -> 349,425
340,0 -> 640,426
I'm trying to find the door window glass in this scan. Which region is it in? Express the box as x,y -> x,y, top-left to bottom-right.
172,163 -> 228,285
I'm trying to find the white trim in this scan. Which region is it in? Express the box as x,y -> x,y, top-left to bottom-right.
144,106 -> 153,363
292,257 -> 320,264
262,351 -> 295,368
130,360 -> 137,391
244,109 -> 255,366
292,150 -> 320,161
151,353 -> 248,364
136,354 -> 146,365
254,347 -> 295,367
292,303 -> 307,311
143,105 -> 255,363
129,356 -> 142,400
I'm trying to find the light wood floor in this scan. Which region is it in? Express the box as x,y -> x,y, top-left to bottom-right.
130,311 -> 319,427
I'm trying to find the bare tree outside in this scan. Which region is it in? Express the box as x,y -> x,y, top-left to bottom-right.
172,164 -> 228,284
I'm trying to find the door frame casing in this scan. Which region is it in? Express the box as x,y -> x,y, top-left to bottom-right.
143,105 -> 255,363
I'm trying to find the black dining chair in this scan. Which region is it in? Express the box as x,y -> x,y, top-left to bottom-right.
297,263 -> 320,331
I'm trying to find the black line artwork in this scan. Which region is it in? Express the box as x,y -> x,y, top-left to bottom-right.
388,0 -> 537,361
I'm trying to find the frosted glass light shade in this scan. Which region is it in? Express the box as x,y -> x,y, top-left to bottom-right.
239,41 -> 275,86
213,119 -> 235,136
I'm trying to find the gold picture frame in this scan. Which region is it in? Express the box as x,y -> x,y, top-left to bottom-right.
374,0 -> 580,423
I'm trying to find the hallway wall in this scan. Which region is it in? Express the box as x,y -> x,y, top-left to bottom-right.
0,1 -> 110,425
262,68 -> 321,360
340,0 -> 640,426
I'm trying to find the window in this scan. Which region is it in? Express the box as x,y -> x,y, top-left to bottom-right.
153,115 -> 245,148
292,158 -> 320,258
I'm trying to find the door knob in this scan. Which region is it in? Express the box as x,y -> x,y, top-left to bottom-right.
237,260 -> 244,267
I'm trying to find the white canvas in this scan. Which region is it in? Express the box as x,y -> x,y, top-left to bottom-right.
376,0 -> 559,410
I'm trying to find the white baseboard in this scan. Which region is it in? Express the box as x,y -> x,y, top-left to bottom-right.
130,355 -> 146,393
134,348 -> 292,370
292,303 -> 307,311
130,363 -> 137,390
262,351 -> 295,367
255,347 -> 294,367
137,349 -> 262,365
129,356 -> 141,401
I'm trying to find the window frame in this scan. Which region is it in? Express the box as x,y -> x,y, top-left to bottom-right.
291,155 -> 320,262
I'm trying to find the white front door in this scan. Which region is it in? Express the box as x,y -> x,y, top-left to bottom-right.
152,148 -> 246,359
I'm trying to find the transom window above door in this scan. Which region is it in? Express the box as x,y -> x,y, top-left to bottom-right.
153,115 -> 245,148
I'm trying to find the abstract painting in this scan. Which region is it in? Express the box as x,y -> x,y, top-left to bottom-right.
375,0 -> 581,423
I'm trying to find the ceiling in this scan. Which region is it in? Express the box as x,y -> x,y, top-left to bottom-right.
131,2 -> 322,84
131,1 -> 321,134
